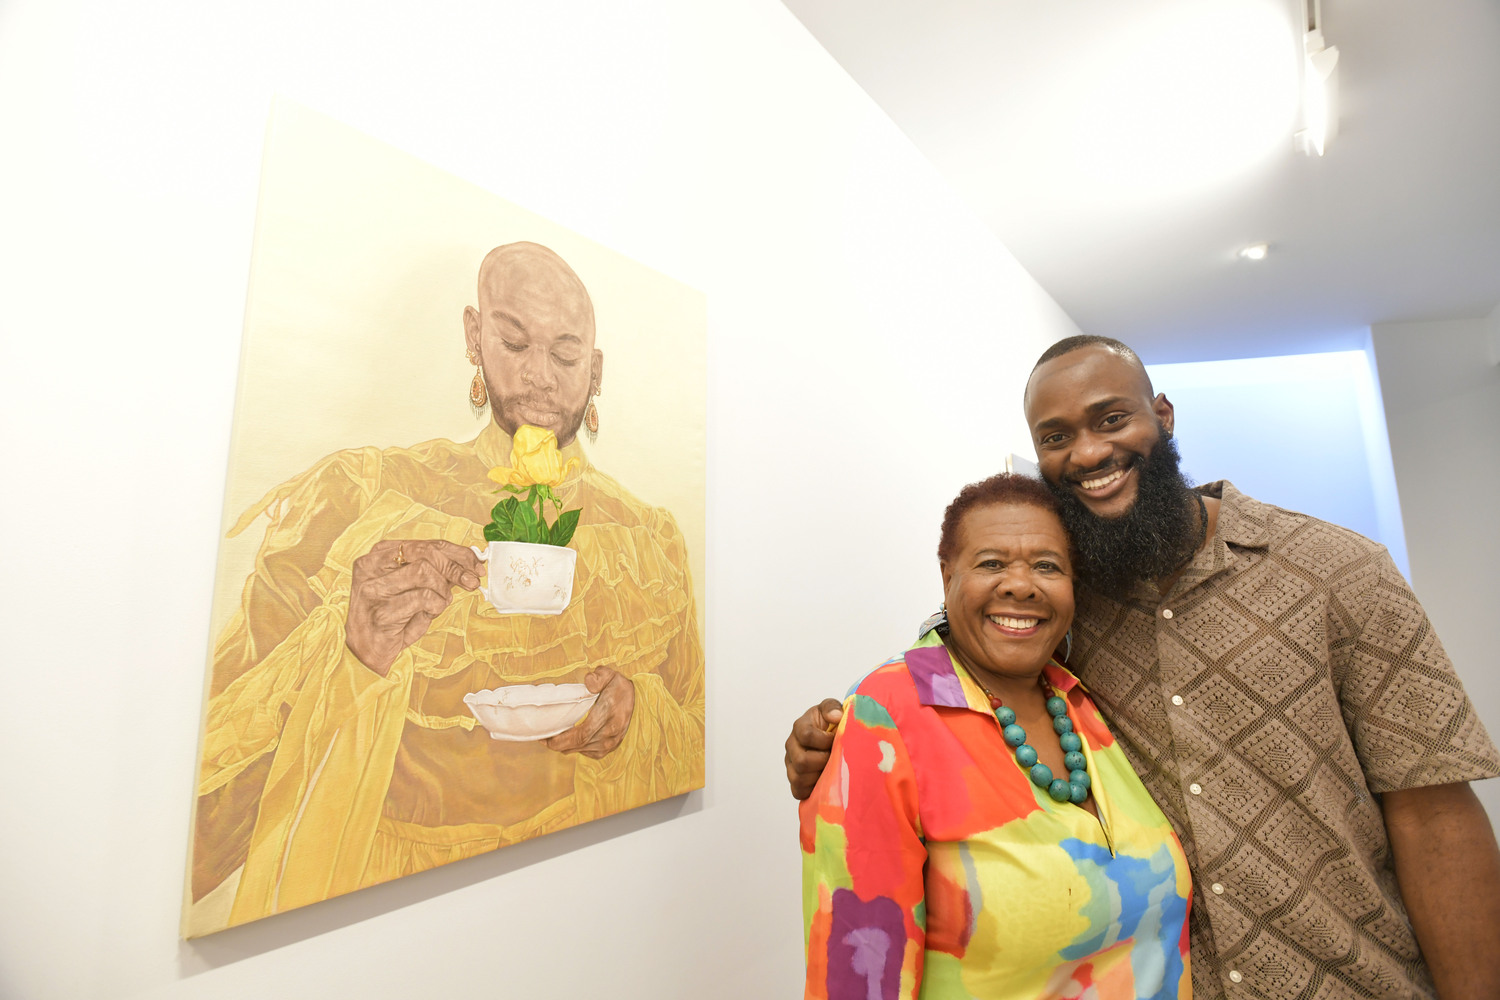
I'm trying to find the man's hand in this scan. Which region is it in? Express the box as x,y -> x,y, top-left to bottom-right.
785,699 -> 843,800
1384,781 -> 1500,999
345,539 -> 483,676
546,667 -> 635,759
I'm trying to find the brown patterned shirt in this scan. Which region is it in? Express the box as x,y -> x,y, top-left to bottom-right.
1071,482 -> 1500,999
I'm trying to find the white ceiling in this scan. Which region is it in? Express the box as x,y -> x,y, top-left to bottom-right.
781,0 -> 1500,363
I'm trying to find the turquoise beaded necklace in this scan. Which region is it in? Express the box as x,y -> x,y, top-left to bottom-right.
977,673 -> 1091,805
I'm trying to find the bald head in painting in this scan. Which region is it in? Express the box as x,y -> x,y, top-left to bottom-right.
464,243 -> 603,447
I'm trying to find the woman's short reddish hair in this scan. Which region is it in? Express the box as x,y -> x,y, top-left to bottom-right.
937,472 -> 1066,564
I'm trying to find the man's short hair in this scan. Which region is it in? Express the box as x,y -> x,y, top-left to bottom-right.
1031,335 -> 1143,372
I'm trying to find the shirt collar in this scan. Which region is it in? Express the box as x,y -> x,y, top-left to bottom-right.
1129,480 -> 1270,601
903,634 -> 1083,715
1202,480 -> 1271,549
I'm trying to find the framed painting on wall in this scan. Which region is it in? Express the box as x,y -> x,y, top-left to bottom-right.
184,101 -> 706,937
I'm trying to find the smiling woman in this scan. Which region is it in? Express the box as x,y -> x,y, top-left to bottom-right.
938,500 -> 1074,699
800,473 -> 1193,1000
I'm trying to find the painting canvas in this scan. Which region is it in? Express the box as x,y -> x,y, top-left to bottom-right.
183,102 -> 706,937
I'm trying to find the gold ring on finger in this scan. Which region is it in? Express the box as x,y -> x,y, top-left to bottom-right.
395,543 -> 407,567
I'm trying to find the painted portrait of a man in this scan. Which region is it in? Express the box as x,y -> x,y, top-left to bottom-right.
184,106 -> 706,937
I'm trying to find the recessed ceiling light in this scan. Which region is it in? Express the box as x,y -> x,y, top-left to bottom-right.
1238,242 -> 1269,261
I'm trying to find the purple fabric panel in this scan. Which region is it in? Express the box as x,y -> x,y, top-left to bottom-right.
904,645 -> 968,708
827,889 -> 905,1000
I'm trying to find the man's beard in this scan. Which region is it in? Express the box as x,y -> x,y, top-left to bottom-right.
1046,428 -> 1201,601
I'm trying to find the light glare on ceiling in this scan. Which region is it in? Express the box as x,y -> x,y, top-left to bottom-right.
1060,2 -> 1301,207
1239,242 -> 1270,261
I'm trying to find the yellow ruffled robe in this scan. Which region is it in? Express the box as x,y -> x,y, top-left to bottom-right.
186,424 -> 704,936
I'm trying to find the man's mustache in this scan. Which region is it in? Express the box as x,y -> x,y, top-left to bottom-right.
1067,455 -> 1132,484
506,394 -> 561,410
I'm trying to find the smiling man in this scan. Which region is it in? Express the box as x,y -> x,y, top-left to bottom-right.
787,335 -> 1500,999
1027,342 -> 1210,602
187,242 -> 704,935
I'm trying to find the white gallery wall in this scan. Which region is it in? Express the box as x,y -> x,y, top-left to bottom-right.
1373,312 -> 1500,832
0,1 -> 1079,998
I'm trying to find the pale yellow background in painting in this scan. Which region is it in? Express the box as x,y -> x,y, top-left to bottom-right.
212,101 -> 705,641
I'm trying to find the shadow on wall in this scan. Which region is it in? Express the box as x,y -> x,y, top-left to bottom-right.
1146,343 -> 1409,579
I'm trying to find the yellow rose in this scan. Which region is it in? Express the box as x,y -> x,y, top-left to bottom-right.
487,425 -> 580,489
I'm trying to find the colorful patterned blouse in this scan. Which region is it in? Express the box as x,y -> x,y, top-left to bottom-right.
801,632 -> 1192,999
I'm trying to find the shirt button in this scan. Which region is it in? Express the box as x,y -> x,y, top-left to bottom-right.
1211,882 -> 1224,895
1229,970 -> 1243,983
1161,608 -> 1174,619
1189,783 -> 1203,795
1171,694 -> 1184,706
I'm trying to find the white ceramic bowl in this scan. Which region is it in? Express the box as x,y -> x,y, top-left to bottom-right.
462,683 -> 599,741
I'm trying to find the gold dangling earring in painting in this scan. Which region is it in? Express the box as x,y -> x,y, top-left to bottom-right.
467,349 -> 488,411
584,378 -> 600,441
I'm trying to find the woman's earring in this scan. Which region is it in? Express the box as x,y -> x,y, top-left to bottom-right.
584,378 -> 600,440
467,349 -> 488,411
1062,629 -> 1073,663
917,603 -> 950,641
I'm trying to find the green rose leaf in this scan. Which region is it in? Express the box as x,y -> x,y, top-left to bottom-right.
512,498 -> 542,544
486,491 -> 581,549
550,508 -> 581,547
488,497 -> 522,541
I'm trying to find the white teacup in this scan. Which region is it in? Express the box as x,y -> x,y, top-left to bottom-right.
471,541 -> 578,615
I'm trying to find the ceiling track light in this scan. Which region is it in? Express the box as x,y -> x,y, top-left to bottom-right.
1295,0 -> 1339,156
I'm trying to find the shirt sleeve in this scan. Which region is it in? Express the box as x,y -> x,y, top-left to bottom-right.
800,691 -> 927,1000
191,448 -> 385,903
1333,546 -> 1500,792
571,505 -> 706,817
